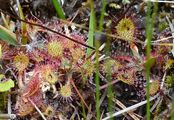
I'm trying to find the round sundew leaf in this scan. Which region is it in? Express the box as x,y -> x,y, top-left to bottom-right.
116,18 -> 135,41
72,48 -> 85,64
45,72 -> 58,84
39,65 -> 58,84
13,53 -> 29,72
47,41 -> 63,57
60,84 -> 72,98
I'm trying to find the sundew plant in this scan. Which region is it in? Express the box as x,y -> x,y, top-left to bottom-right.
0,0 -> 174,120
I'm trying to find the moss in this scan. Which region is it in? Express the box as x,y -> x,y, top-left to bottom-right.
0,92 -> 8,112
165,74 -> 174,88
158,22 -> 168,32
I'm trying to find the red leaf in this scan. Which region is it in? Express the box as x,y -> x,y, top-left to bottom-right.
23,73 -> 40,98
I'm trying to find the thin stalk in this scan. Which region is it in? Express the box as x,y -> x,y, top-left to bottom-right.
171,99 -> 174,120
105,31 -> 113,120
99,0 -> 107,31
28,98 -> 47,120
95,40 -> 100,120
106,72 -> 113,120
8,93 -> 12,119
0,9 -> 95,49
145,1 -> 152,120
145,1 -> 158,120
70,79 -> 90,111
81,101 -> 87,119
85,0 -> 100,119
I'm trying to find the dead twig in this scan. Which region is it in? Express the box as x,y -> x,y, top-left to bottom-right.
102,93 -> 159,120
160,72 -> 166,90
8,93 -> 12,120
99,79 -> 119,90
0,9 -> 95,50
0,114 -> 16,119
70,79 -> 90,111
28,98 -> 47,120
144,0 -> 174,3
166,16 -> 174,56
113,98 -> 140,120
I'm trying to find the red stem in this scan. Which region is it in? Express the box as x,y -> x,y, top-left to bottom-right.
70,79 -> 90,112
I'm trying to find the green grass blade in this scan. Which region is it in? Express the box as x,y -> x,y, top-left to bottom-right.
52,0 -> 65,19
105,39 -> 114,119
1,13 -> 10,29
16,0 -> 24,19
86,1 -> 100,119
87,1 -> 96,56
171,99 -> 174,120
145,1 -> 152,119
16,0 -> 28,44
95,41 -> 100,120
81,101 -> 87,119
99,0 -> 107,31
16,0 -> 25,27
106,67 -> 113,120
145,1 -> 158,120
0,25 -> 17,46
